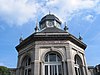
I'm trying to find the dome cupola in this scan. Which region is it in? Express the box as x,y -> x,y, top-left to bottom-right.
39,14 -> 61,30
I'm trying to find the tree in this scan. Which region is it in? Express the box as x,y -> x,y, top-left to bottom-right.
0,66 -> 10,75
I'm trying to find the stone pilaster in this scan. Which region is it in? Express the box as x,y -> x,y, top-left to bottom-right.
34,61 -> 40,75
83,55 -> 89,75
66,45 -> 75,75
34,44 -> 40,75
31,62 -> 34,75
63,61 -> 67,75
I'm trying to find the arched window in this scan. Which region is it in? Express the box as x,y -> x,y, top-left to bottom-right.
74,55 -> 83,75
44,52 -> 62,75
22,56 -> 31,75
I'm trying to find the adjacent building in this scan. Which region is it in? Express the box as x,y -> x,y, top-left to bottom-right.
15,14 -> 89,75
88,66 -> 96,75
88,64 -> 100,75
9,68 -> 16,75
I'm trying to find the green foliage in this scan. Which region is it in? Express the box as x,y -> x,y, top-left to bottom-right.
0,66 -> 10,75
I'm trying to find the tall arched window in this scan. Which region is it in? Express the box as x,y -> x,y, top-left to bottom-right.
44,52 -> 62,75
74,55 -> 83,75
22,56 -> 31,75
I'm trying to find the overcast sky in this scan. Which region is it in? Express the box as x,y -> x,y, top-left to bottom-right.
0,0 -> 100,68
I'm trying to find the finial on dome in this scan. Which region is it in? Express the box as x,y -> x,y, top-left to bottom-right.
64,22 -> 68,32
79,33 -> 83,41
19,34 -> 23,43
35,18 -> 39,32
49,10 -> 51,14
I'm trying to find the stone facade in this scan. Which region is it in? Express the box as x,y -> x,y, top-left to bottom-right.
95,64 -> 100,75
9,68 -> 16,75
88,66 -> 96,75
88,64 -> 100,75
15,14 -> 89,75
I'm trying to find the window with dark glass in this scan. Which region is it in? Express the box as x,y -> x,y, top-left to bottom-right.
74,55 -> 83,75
23,57 -> 31,75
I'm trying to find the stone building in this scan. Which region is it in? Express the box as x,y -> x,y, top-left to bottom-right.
95,64 -> 100,75
88,66 -> 96,75
15,14 -> 89,75
9,68 -> 16,75
88,64 -> 100,75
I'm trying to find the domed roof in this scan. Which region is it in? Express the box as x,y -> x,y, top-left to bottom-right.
40,14 -> 61,24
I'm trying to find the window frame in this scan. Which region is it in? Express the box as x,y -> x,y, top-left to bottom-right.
23,57 -> 31,75
43,52 -> 62,75
74,55 -> 83,75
